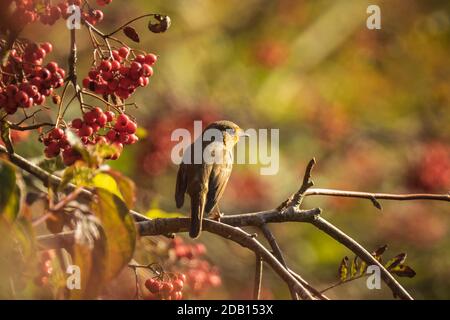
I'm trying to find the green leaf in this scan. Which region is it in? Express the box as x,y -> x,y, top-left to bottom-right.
94,143 -> 120,161
92,173 -> 122,200
91,188 -> 136,282
59,164 -> 96,190
103,170 -> 136,209
0,160 -> 20,223
390,264 -> 416,278
385,253 -> 407,271
338,256 -> 349,282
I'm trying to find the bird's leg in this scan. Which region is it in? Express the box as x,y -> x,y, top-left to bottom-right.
209,205 -> 224,222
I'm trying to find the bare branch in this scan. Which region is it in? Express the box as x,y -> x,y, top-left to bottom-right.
305,188 -> 450,205
259,224 -> 299,300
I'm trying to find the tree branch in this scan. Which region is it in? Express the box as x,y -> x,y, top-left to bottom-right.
305,188 -> 450,206
309,216 -> 413,300
1,148 -> 431,300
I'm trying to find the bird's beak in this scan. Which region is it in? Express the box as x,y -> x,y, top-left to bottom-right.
238,130 -> 249,138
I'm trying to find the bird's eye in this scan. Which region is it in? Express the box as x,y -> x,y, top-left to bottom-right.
228,128 -> 236,135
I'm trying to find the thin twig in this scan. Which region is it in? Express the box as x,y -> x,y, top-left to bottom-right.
305,188 -> 450,206
260,224 -> 299,300
253,255 -> 263,300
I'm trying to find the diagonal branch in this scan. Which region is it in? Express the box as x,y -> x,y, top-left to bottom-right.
309,216 -> 413,300
259,224 -> 299,300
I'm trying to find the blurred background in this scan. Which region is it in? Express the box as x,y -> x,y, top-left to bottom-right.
14,0 -> 450,299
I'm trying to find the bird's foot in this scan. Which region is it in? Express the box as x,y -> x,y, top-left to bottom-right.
210,211 -> 224,222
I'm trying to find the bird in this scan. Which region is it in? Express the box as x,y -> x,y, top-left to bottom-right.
175,120 -> 247,238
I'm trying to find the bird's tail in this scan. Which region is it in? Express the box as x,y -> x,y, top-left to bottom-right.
189,194 -> 205,239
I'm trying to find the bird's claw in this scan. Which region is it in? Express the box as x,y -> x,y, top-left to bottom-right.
210,211 -> 224,222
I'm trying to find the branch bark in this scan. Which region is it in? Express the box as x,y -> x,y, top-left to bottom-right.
1,148 -> 425,300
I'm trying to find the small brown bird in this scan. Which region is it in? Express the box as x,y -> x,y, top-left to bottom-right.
175,120 -> 247,238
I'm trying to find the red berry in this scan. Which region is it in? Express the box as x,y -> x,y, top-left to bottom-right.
172,279 -> 184,291
171,291 -> 183,300
97,113 -> 108,127
14,91 -> 29,106
177,273 -> 187,283
144,53 -> 157,65
71,118 -> 83,129
119,132 -> 130,144
161,282 -> 174,294
130,61 -> 142,72
79,124 -> 93,137
106,129 -> 118,141
83,111 -> 97,125
142,64 -> 153,77
45,141 -> 60,158
112,50 -> 122,61
49,128 -> 65,140
105,111 -> 115,122
118,47 -> 130,59
46,62 -> 58,73
99,60 -> 112,72
114,114 -> 130,131
111,60 -> 121,71
126,121 -> 137,134
127,134 -> 139,144
145,278 -> 162,294
40,42 -> 53,54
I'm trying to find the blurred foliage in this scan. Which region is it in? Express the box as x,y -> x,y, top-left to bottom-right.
13,0 -> 450,299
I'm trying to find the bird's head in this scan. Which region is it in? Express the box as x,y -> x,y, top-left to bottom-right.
204,120 -> 248,148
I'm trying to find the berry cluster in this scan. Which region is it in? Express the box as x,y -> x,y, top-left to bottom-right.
169,237 -> 222,296
41,108 -> 138,165
144,273 -> 185,300
0,42 -> 65,115
83,47 -> 157,100
10,0 -> 111,29
42,127 -> 83,166
34,251 -> 53,287
73,109 -> 138,148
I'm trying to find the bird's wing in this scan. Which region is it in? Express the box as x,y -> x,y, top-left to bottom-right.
204,160 -> 233,214
175,163 -> 188,208
188,163 -> 213,238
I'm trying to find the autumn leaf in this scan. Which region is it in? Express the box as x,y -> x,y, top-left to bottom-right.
385,253 -> 407,271
91,188 -> 136,281
123,26 -> 140,42
350,256 -> 359,278
372,244 -> 388,262
0,159 -> 21,223
390,264 -> 416,278
338,256 -> 349,282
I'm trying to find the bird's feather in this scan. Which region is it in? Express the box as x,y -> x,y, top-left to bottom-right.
175,163 -> 187,208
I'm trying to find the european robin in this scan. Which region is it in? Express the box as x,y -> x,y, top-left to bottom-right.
175,120 -> 248,238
